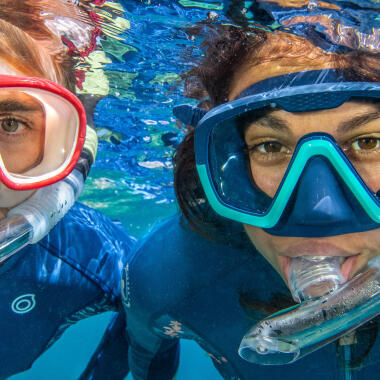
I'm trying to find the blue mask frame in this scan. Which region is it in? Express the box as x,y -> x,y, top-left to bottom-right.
174,69 -> 380,237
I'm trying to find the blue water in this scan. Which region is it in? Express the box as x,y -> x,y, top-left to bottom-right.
10,0 -> 380,378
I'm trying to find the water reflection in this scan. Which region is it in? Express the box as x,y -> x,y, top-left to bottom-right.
76,0 -> 379,232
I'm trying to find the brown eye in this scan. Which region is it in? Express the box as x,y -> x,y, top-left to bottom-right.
1,118 -> 20,133
257,142 -> 287,153
352,138 -> 380,151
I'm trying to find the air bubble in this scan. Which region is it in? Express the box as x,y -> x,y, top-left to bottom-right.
256,346 -> 269,354
308,1 -> 318,11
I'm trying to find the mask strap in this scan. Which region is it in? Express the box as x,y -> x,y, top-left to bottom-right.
173,104 -> 207,127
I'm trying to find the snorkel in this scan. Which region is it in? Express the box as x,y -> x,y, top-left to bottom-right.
0,125 -> 97,264
0,1 -> 103,264
239,255 -> 380,364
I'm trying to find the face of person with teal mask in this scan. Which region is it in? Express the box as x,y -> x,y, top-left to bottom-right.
241,101 -> 380,285
183,32 -> 380,295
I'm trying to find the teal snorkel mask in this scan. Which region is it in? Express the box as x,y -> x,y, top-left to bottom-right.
175,68 -> 380,365
175,69 -> 380,238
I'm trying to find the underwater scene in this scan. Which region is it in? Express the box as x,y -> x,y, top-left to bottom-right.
5,0 -> 380,379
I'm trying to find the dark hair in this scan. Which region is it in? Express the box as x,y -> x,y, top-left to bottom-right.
174,26 -> 268,245
174,24 -> 380,243
182,26 -> 268,107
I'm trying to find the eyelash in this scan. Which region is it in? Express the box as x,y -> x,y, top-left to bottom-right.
246,141 -> 290,153
0,116 -> 31,135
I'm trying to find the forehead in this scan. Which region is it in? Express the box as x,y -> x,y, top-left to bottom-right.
229,59 -> 339,101
228,33 -> 343,101
244,101 -> 380,139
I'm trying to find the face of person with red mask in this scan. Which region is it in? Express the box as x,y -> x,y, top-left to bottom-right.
0,19 -> 86,216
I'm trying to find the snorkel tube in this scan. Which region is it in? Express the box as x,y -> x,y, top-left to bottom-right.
239,255 -> 380,365
0,125 -> 98,264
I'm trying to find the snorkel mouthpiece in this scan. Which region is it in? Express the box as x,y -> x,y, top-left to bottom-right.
289,256 -> 344,302
239,256 -> 380,365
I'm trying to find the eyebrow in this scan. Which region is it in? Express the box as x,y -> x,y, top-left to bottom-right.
337,111 -> 380,134
247,110 -> 380,135
0,100 -> 42,113
254,114 -> 290,132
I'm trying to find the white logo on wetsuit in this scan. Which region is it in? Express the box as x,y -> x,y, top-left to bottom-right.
121,264 -> 131,308
11,294 -> 36,314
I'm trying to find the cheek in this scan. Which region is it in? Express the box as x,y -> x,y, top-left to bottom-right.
244,224 -> 293,284
243,224 -> 282,269
2,132 -> 44,173
244,224 -> 272,252
250,167 -> 278,198
355,229 -> 380,253
249,161 -> 289,198
350,161 -> 380,194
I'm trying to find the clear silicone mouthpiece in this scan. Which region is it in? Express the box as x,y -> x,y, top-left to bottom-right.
289,256 -> 344,302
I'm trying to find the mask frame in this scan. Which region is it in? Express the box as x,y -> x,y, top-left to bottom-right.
174,70 -> 380,236
0,75 -> 86,190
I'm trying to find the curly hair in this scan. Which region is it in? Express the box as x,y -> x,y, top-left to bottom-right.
174,24 -> 380,244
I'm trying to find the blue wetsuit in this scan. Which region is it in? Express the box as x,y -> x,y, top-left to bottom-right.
123,215 -> 380,380
0,202 -> 133,380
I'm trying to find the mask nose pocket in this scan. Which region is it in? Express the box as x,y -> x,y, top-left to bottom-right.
290,157 -> 353,225
266,156 -> 379,236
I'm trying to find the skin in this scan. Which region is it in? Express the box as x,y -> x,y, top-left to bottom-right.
229,62 -> 380,290
0,90 -> 45,173
0,62 -> 48,219
263,0 -> 340,10
0,56 -> 66,218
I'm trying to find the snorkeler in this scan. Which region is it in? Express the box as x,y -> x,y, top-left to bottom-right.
120,20 -> 380,380
0,1 -> 132,378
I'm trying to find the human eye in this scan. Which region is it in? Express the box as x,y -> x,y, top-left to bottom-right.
343,135 -> 380,165
254,141 -> 290,154
352,137 -> 380,152
0,116 -> 30,135
247,140 -> 292,165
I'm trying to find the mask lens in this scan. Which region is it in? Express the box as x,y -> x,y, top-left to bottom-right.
345,135 -> 380,193
0,87 -> 79,184
245,141 -> 291,198
0,89 -> 46,174
209,117 -> 275,216
207,112 -> 380,219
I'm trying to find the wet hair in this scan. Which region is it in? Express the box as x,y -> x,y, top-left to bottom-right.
0,1 -> 98,91
174,24 -> 380,244
182,26 -> 267,108
174,26 -> 268,246
0,19 -> 71,87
